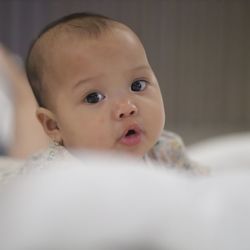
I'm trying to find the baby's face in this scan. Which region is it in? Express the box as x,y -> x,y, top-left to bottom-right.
42,27 -> 165,157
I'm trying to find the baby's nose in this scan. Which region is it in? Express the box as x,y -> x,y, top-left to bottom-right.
115,101 -> 138,120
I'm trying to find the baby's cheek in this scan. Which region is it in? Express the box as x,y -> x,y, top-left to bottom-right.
97,116 -> 106,124
85,119 -> 110,146
145,100 -> 165,136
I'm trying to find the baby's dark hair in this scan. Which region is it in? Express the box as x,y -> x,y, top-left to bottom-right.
26,12 -> 117,107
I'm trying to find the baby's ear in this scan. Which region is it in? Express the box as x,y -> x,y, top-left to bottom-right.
36,107 -> 62,143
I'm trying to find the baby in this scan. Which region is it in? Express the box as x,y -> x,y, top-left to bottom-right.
24,12 -> 197,171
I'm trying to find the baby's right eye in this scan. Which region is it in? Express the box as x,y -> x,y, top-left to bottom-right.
84,92 -> 105,104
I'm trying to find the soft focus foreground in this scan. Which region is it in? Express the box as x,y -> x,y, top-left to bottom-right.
188,132 -> 250,173
0,154 -> 250,250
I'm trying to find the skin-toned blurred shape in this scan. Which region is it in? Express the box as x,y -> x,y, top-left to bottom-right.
0,44 -> 49,158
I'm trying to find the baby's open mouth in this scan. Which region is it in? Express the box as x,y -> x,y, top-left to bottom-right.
119,126 -> 142,146
125,129 -> 137,137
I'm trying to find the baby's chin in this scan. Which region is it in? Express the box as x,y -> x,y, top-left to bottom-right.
117,147 -> 150,159
65,142 -> 149,159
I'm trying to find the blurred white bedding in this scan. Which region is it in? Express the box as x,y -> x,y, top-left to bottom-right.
187,132 -> 250,173
0,73 -> 13,153
0,155 -> 250,250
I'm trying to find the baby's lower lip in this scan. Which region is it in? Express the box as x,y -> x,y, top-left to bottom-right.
119,131 -> 142,146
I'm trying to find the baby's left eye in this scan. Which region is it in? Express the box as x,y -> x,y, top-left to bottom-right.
130,80 -> 148,92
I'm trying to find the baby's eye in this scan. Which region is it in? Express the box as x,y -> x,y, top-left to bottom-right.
84,92 -> 105,104
130,80 -> 148,92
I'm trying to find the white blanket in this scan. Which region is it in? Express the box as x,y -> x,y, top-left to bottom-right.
0,154 -> 250,250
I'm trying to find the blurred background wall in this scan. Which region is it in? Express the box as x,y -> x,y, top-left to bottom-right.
0,0 -> 249,145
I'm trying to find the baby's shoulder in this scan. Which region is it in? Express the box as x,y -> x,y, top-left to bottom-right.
0,144 -> 76,185
146,130 -> 205,174
150,130 -> 185,160
22,143 -> 74,174
0,157 -> 24,185
157,130 -> 185,149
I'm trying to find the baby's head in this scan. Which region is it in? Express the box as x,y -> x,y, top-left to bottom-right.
26,12 -> 165,157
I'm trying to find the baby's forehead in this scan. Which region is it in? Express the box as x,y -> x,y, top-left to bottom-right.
38,24 -> 116,70
38,26 -> 84,55
37,22 -> 143,77
36,27 -> 108,81
39,23 -> 138,72
39,21 -> 127,51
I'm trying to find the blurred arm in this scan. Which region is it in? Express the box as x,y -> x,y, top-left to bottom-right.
0,45 -> 49,158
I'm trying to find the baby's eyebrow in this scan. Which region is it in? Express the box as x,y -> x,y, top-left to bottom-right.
73,74 -> 104,90
73,65 -> 151,90
129,65 -> 151,72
